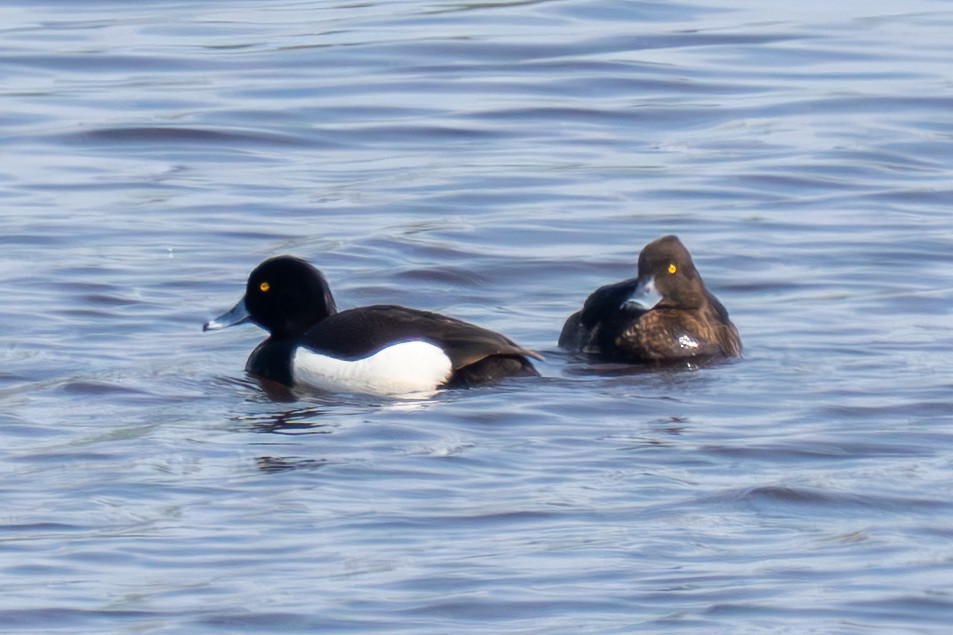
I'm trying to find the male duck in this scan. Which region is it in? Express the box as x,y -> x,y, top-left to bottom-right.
204,255 -> 541,396
558,235 -> 741,362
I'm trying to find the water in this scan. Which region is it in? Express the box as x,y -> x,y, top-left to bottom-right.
2,0 -> 953,632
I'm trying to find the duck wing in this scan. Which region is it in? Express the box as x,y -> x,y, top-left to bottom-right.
300,305 -> 541,370
559,277 -> 647,352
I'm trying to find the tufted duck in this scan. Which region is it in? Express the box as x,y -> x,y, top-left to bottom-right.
558,235 -> 741,362
205,256 -> 541,397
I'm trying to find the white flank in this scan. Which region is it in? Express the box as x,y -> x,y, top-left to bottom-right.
292,341 -> 454,397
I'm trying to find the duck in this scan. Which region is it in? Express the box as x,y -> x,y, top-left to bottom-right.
558,235 -> 741,362
204,255 -> 541,397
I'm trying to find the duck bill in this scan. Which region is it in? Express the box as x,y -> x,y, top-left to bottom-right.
203,297 -> 250,332
624,275 -> 663,310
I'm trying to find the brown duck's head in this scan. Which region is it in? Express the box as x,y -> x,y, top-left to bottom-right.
633,235 -> 708,310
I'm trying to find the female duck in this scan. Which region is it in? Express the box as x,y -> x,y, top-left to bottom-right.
559,235 -> 741,362
205,256 -> 541,396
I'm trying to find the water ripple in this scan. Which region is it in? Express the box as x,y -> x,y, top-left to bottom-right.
2,0 -> 953,633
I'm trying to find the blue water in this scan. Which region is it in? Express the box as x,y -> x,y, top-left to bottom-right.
3,0 -> 953,632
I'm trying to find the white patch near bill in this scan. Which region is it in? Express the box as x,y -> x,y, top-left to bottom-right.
292,340 -> 454,397
624,277 -> 663,310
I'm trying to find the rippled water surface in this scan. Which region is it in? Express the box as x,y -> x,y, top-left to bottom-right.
3,0 -> 953,632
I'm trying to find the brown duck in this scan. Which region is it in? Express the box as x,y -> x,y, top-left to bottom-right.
559,235 -> 741,362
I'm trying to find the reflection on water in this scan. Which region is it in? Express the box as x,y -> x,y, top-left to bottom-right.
2,0 -> 953,632
236,406 -> 337,435
255,455 -> 330,473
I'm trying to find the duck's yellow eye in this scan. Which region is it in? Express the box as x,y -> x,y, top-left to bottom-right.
259,281 -> 270,292
667,263 -> 677,275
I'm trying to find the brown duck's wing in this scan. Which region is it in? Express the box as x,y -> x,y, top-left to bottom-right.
301,305 -> 541,369
561,277 -> 646,353
693,294 -> 741,357
578,277 -> 641,330
710,309 -> 742,357
653,282 -> 741,358
586,307 -> 707,361
705,289 -> 733,324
